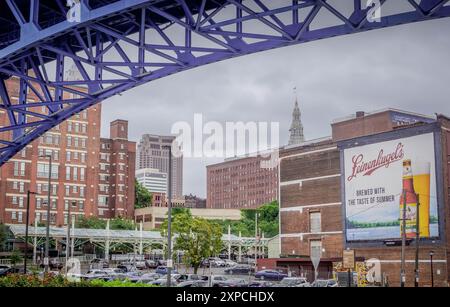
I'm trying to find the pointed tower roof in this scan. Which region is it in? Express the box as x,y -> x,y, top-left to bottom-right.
288,92 -> 305,145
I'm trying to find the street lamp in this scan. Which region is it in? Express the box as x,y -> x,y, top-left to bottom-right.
65,201 -> 76,273
429,251 -> 434,287
40,153 -> 52,273
24,190 -> 38,274
162,145 -> 173,287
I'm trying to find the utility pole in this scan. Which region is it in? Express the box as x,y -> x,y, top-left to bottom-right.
41,154 -> 53,273
163,145 -> 173,287
24,190 -> 37,273
400,189 -> 407,287
429,251 -> 434,287
65,201 -> 74,274
414,195 -> 420,287
254,212 -> 258,270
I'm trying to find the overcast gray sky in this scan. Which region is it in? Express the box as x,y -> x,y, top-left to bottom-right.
99,17 -> 450,198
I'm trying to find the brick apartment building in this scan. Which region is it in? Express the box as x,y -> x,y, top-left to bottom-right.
207,155 -> 278,209
99,120 -> 136,219
275,109 -> 450,287
0,78 -> 135,226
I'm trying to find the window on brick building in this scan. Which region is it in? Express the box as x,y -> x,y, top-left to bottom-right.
66,166 -> 71,180
80,168 -> 85,181
310,212 -> 321,233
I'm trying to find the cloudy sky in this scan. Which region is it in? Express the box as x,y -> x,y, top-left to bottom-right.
99,16 -> 450,198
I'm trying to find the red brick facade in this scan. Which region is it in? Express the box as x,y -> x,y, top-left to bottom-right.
279,110 -> 450,286
207,155 -> 278,209
0,78 -> 135,226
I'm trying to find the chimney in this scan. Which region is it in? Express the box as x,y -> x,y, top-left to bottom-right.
356,111 -> 365,118
110,119 -> 128,140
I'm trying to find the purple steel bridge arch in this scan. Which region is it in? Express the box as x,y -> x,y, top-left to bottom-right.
0,0 -> 449,166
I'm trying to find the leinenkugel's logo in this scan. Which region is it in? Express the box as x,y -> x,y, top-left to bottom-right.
347,142 -> 404,182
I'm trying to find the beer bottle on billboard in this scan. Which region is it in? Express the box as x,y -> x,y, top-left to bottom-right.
399,160 -> 418,239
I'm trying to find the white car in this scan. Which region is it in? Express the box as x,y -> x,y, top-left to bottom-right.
208,275 -> 228,287
224,260 -> 237,267
277,277 -> 311,287
149,277 -> 178,286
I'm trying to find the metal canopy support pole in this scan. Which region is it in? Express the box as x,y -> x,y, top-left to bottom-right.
33,221 -> 37,264
228,224 -> 231,261
44,154 -> 52,273
70,217 -> 75,256
139,222 -> 143,255
238,231 -> 242,263
105,219 -> 110,262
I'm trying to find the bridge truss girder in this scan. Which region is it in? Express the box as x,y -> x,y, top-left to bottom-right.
0,0 -> 449,165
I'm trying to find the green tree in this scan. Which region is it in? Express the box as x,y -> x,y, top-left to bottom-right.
135,180 -> 152,209
213,201 -> 279,238
0,223 -> 9,252
161,211 -> 222,274
76,216 -> 106,229
110,217 -> 135,230
76,217 -> 135,230
10,249 -> 22,269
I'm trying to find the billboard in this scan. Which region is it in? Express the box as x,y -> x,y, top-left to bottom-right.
343,132 -> 439,242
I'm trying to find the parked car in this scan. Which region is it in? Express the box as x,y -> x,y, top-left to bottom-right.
149,277 -> 178,286
157,259 -> 167,266
89,258 -> 109,270
210,257 -> 226,267
312,279 -> 338,287
175,274 -> 207,282
224,264 -> 254,275
224,260 -> 237,267
146,260 -> 158,269
177,280 -> 209,288
255,269 -> 288,281
208,275 -> 228,287
276,277 -> 310,287
155,266 -> 178,275
0,265 -> 16,277
248,280 -> 274,287
82,269 -> 111,280
214,278 -> 247,287
127,273 -> 160,283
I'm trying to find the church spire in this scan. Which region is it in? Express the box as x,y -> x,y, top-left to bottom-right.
288,89 -> 305,145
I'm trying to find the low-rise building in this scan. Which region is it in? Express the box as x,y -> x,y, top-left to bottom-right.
135,207 -> 241,230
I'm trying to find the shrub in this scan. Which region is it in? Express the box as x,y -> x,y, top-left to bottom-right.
0,274 -> 157,287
